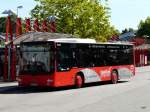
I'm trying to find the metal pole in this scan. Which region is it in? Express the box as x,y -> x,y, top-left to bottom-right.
17,8 -> 18,17
8,45 -> 11,80
17,6 -> 23,18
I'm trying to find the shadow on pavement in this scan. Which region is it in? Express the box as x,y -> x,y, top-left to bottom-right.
0,81 -> 128,94
0,85 -> 74,94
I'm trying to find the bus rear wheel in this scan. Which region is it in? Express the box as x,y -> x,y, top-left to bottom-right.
75,75 -> 83,88
111,70 -> 118,84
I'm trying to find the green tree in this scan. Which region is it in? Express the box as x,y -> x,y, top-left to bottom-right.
137,17 -> 150,40
0,14 -> 17,34
0,17 -> 7,33
31,0 -> 117,41
121,28 -> 135,34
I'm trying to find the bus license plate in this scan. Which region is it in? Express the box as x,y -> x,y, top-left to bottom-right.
30,83 -> 38,86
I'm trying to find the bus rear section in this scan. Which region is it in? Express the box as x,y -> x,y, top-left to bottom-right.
17,41 -> 135,88
53,42 -> 135,87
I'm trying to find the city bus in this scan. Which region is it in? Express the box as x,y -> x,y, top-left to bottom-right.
17,38 -> 135,88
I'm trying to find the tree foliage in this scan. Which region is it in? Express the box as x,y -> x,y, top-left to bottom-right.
137,17 -> 150,40
31,0 -> 117,41
121,28 -> 134,34
0,14 -> 17,34
0,17 -> 6,33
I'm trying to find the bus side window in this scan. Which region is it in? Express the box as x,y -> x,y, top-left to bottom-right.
120,48 -> 133,65
75,49 -> 89,67
92,49 -> 106,66
105,49 -> 118,66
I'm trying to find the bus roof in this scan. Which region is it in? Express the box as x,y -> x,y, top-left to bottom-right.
13,32 -> 133,46
48,38 -> 133,45
96,41 -> 133,45
48,38 -> 96,43
13,32 -> 77,45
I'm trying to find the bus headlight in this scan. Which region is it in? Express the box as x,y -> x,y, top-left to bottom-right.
16,77 -> 22,82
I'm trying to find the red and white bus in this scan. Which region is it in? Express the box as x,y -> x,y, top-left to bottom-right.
17,38 -> 135,88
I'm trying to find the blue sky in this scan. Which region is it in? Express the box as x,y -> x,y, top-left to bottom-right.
109,0 -> 150,31
0,0 -> 150,31
0,0 -> 37,18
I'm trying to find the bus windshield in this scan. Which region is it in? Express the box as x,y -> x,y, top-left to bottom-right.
19,43 -> 54,74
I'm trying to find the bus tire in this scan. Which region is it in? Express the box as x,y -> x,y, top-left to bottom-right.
111,70 -> 118,84
75,75 -> 84,88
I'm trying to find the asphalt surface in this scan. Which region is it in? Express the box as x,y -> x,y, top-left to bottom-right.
0,66 -> 150,112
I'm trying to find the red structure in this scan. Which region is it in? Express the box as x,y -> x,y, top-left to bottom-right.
33,18 -> 40,32
3,17 -> 58,81
132,38 -> 146,46
132,38 -> 148,67
42,20 -> 48,32
16,18 -> 22,37
109,34 -> 119,41
134,48 -> 148,66
4,16 -> 16,81
25,19 -> 31,32
50,21 -> 56,32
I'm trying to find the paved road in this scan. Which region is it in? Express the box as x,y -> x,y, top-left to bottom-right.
0,66 -> 150,112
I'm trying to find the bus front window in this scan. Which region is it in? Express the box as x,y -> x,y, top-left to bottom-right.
20,43 -> 54,74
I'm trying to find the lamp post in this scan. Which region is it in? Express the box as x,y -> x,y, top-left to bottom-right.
2,10 -> 14,81
17,6 -> 23,17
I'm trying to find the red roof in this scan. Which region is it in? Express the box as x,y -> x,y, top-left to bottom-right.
131,37 -> 146,46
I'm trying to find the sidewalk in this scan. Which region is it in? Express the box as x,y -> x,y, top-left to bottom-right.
136,66 -> 150,73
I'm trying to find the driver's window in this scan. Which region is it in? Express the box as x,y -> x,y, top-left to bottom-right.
57,49 -> 72,71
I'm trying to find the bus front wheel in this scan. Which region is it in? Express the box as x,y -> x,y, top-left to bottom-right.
75,75 -> 83,88
111,70 -> 118,84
